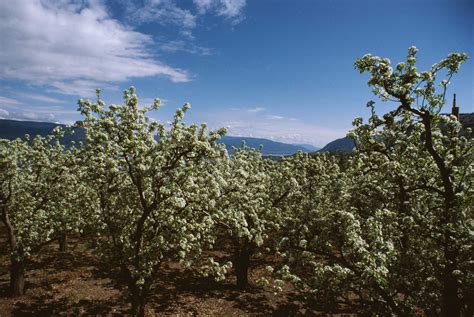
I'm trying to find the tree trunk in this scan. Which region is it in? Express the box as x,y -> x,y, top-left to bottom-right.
465,287 -> 474,317
89,235 -> 98,249
1,207 -> 25,296
123,266 -> 150,317
10,256 -> 25,296
130,294 -> 146,317
442,247 -> 460,316
234,242 -> 252,289
58,234 -> 68,252
418,111 -> 461,316
442,275 -> 460,317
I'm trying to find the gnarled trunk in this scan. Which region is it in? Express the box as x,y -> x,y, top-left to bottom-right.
122,265 -> 151,317
419,111 -> 461,316
58,234 -> 68,252
1,207 -> 26,296
442,245 -> 460,316
235,254 -> 249,289
130,293 -> 146,317
442,274 -> 460,317
10,256 -> 25,296
129,281 -> 150,317
234,241 -> 253,289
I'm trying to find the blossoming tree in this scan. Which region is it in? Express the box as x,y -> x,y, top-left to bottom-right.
214,145 -> 294,288
278,48 -> 472,315
77,88 -> 227,317
0,132 -> 80,296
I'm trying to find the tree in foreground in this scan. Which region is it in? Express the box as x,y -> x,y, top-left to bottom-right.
354,47 -> 472,315
77,88 -> 227,317
278,48 -> 472,315
0,132 -> 79,296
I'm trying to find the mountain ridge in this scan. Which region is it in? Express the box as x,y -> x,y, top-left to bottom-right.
0,119 -> 318,156
317,136 -> 355,153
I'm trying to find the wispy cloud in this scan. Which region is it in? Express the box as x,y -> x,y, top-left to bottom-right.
118,0 -> 247,57
139,97 -> 169,107
7,111 -> 57,122
267,115 -> 284,120
159,40 -> 213,56
125,0 -> 247,32
49,80 -> 119,97
0,95 -> 74,122
246,107 -> 266,113
0,109 -> 10,119
0,105 -> 56,122
0,0 -> 190,97
194,0 -> 246,23
129,0 -> 197,29
0,96 -> 23,106
16,93 -> 66,105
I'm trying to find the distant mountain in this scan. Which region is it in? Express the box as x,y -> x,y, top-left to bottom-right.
459,113 -> 474,130
0,119 -> 60,139
292,143 -> 320,152
0,119 -> 310,156
0,119 -> 85,144
318,136 -> 355,153
220,136 -> 309,156
317,113 -> 474,153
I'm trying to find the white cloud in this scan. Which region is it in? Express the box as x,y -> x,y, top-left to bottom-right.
13,112 -> 56,122
246,107 -> 266,113
16,93 -> 65,104
194,0 -> 246,20
49,80 -> 119,97
0,108 -> 10,118
194,0 -> 214,14
130,0 -> 197,28
132,0 -> 247,26
0,95 -> 75,122
0,96 -> 23,106
267,115 -> 284,120
126,0 -> 247,39
0,0 -> 190,97
139,97 -> 169,107
0,107 -> 56,122
217,0 -> 246,18
159,40 -> 213,55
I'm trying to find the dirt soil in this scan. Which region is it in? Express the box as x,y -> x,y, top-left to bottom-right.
0,229 -> 338,317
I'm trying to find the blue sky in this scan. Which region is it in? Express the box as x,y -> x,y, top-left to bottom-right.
0,0 -> 472,146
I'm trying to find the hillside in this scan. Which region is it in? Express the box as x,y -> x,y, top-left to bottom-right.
0,119 -> 85,144
220,136 -> 310,156
318,136 -> 355,153
460,113 -> 474,130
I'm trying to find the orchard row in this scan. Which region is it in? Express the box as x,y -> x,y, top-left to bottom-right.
1,48 -> 472,316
